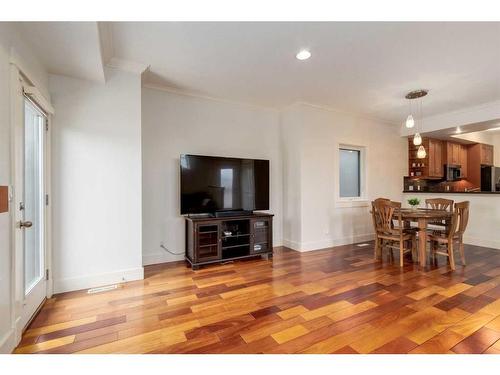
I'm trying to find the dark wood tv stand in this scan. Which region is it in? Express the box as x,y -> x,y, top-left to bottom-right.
185,213 -> 273,270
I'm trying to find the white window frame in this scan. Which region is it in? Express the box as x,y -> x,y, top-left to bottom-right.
336,143 -> 368,208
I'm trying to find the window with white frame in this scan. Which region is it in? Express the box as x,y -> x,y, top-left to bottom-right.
339,145 -> 365,200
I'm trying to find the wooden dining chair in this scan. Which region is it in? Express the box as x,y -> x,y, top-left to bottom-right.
426,198 -> 454,211
426,198 -> 454,231
373,200 -> 417,267
371,198 -> 391,259
427,201 -> 470,270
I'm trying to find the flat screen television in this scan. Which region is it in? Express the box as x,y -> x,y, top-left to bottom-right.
180,154 -> 269,215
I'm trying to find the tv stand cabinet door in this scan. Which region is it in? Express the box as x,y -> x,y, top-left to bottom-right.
194,222 -> 221,263
250,217 -> 272,255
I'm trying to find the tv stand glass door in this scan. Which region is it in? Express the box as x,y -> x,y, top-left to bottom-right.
250,217 -> 272,254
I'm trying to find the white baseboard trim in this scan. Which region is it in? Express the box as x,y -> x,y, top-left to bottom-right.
282,239 -> 302,251
0,329 -> 15,354
464,236 -> 500,250
142,251 -> 184,266
53,266 -> 144,294
283,233 -> 375,252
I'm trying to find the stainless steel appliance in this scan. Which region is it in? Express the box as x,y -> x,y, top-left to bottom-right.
481,165 -> 493,192
445,164 -> 462,181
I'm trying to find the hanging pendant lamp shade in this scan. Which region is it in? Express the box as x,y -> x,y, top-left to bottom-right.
417,145 -> 427,159
413,132 -> 422,146
405,114 -> 415,128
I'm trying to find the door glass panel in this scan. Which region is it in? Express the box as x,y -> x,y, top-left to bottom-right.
253,220 -> 269,252
197,224 -> 219,259
24,99 -> 45,295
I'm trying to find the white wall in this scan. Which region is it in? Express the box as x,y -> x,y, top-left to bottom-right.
402,192 -> 500,250
0,23 -> 14,355
492,133 -> 500,168
49,69 -> 143,293
141,88 -> 283,265
280,105 -> 304,248
281,103 -> 407,251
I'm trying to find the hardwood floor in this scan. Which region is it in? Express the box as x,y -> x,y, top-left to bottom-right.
14,242 -> 500,354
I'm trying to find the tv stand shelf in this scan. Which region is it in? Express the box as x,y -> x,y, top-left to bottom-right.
185,213 -> 273,270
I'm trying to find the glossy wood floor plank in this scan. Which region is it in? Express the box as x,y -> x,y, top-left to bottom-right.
14,243 -> 500,354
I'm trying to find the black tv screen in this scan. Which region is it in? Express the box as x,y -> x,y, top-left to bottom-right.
180,154 -> 269,214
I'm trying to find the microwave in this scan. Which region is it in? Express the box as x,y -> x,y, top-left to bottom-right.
445,164 -> 462,181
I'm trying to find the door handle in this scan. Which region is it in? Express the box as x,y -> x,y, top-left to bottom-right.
19,221 -> 32,228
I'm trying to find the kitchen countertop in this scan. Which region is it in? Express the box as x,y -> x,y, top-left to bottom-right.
403,190 -> 500,194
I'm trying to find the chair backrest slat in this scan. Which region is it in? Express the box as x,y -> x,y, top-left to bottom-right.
373,199 -> 402,236
371,198 -> 391,231
426,198 -> 454,212
454,201 -> 470,236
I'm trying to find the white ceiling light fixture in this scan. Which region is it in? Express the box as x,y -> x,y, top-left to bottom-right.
296,49 -> 311,60
404,89 -> 428,157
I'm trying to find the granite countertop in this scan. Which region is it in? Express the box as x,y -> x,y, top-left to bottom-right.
402,190 -> 500,195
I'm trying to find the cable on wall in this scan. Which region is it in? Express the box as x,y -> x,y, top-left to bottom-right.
160,244 -> 184,256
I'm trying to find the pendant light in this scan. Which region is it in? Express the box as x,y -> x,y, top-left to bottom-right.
405,114 -> 415,129
417,145 -> 427,159
404,89 -> 428,158
413,132 -> 422,146
405,97 -> 415,129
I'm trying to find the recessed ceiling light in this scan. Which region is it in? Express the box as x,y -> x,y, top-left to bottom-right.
455,126 -> 462,134
486,126 -> 500,132
296,50 -> 311,60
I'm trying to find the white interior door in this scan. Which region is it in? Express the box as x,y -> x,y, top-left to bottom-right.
19,97 -> 47,329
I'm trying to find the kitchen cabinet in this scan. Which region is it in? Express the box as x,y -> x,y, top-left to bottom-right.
428,139 -> 443,178
481,144 -> 494,166
459,144 -> 468,178
444,141 -> 461,165
467,143 -> 494,188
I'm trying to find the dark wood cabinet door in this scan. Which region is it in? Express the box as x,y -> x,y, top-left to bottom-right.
195,222 -> 221,262
250,218 -> 272,254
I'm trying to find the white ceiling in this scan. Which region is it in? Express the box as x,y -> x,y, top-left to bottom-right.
14,22 -> 500,124
15,22 -> 106,83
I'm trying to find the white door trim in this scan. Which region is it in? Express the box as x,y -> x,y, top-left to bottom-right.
9,63 -> 53,347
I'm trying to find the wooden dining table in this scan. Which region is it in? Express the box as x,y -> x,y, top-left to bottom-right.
398,208 -> 453,267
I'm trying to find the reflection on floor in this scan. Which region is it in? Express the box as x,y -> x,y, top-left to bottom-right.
15,242 -> 500,354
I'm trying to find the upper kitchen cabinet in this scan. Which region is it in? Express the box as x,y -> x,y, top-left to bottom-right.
481,144 -> 494,166
428,138 -> 444,178
468,143 -> 494,167
443,141 -> 461,165
459,144 -> 468,178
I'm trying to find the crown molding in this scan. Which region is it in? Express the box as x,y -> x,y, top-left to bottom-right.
106,58 -> 150,75
291,101 -> 399,127
142,83 -> 280,112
